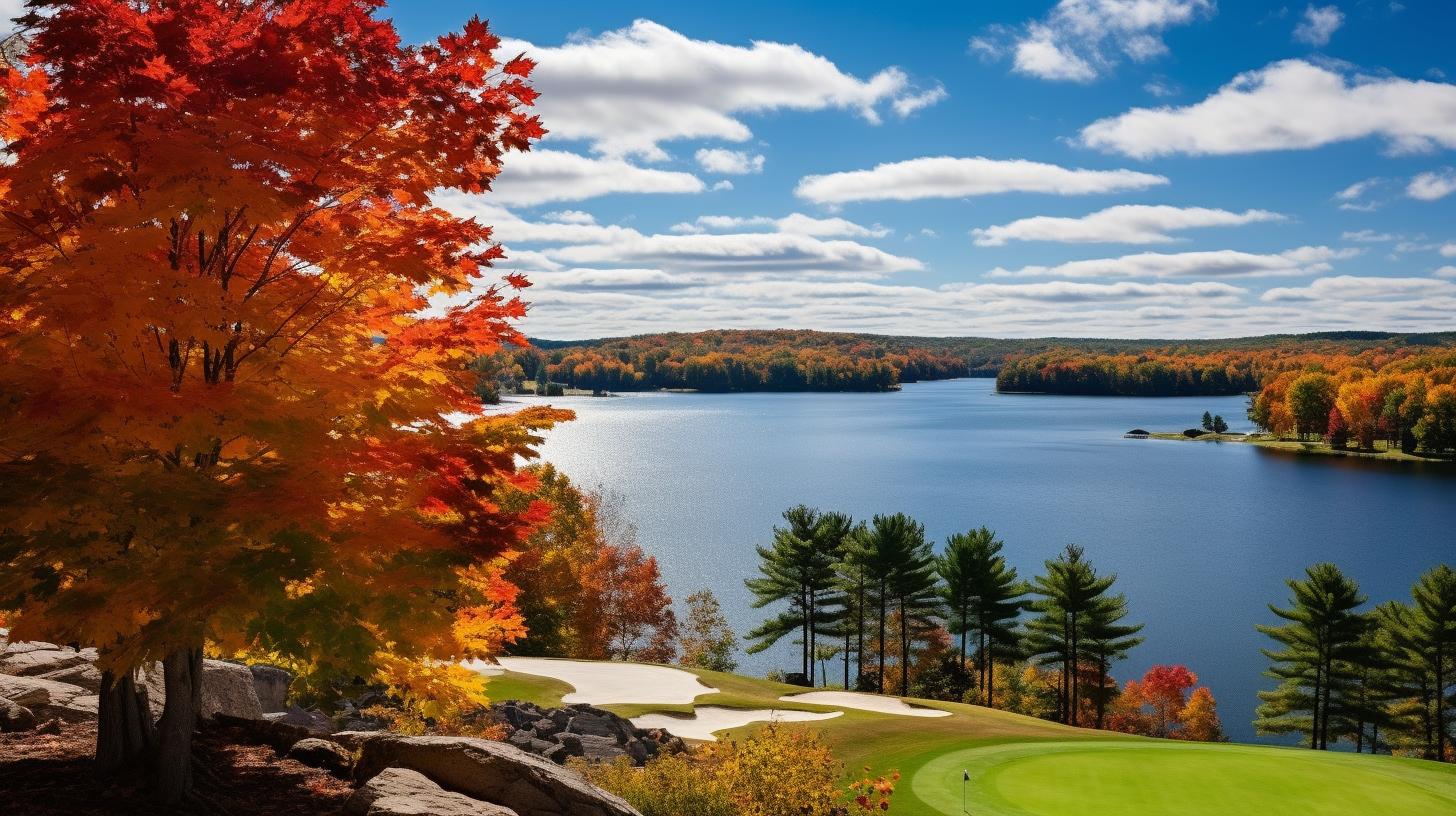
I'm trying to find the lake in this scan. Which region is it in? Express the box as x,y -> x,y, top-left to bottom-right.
508,378 -> 1456,742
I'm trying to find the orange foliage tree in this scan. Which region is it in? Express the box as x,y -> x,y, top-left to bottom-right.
0,0 -> 557,801
1107,664 -> 1223,741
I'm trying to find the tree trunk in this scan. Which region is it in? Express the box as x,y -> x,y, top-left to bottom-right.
96,668 -> 156,774
1436,644 -> 1446,762
877,579 -> 887,695
155,647 -> 203,804
899,598 -> 910,697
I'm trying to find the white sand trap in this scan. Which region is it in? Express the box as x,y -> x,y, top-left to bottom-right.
480,657 -> 719,705
778,690 -> 952,718
631,706 -> 841,742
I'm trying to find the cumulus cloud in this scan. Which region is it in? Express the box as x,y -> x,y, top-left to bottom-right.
971,205 -> 1284,246
545,232 -> 922,276
503,20 -> 943,159
944,279 -> 1245,302
969,1 -> 1215,83
1442,243 -> 1456,258
1407,168 -> 1456,201
491,150 -> 704,206
1293,5 -> 1344,46
671,213 -> 891,239
695,148 -> 765,174
1262,275 -> 1456,302
1341,229 -> 1399,242
986,247 -> 1356,279
892,84 -> 949,117
795,156 -> 1167,204
1080,60 -> 1456,158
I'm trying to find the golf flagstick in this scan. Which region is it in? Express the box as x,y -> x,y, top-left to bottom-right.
962,769 -> 970,814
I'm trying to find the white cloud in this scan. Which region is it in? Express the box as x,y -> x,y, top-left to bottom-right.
1336,178 -> 1381,201
1080,60 -> 1456,158
1293,5 -> 1344,46
541,210 -> 598,225
795,156 -> 1167,204
671,213 -> 890,238
892,84 -> 949,117
491,149 -> 704,206
694,148 -> 765,175
1262,275 -> 1456,302
1442,243 -> 1456,258
544,232 -> 922,276
986,247 -> 1355,279
972,1 -> 1215,83
1341,229 -> 1398,242
504,20 -> 943,160
945,279 -> 1245,301
972,205 -> 1284,246
1143,79 -> 1180,98
1435,266 -> 1456,279
1407,168 -> 1456,201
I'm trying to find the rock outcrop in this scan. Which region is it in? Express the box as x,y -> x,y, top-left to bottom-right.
0,697 -> 36,732
0,673 -> 98,722
345,767 -> 519,816
288,736 -> 355,777
354,735 -> 641,816
250,664 -> 292,713
489,701 -> 684,766
199,659 -> 265,720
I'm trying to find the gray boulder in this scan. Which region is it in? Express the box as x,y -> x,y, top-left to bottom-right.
264,705 -> 334,735
0,673 -> 95,721
287,737 -> 355,777
199,659 -> 263,720
250,664 -> 291,713
0,697 -> 36,732
0,646 -> 90,678
345,767 -> 518,816
354,735 -> 641,816
34,662 -> 103,693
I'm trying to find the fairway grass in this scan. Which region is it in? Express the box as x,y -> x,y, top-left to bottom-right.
483,664 -> 1456,816
913,740 -> 1456,816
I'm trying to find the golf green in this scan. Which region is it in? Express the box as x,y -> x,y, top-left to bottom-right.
911,740 -> 1456,816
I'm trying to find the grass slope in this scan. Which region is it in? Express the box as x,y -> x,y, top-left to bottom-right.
484,663 -> 1456,816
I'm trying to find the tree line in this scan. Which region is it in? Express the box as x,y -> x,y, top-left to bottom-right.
1249,352 -> 1456,454
1257,562 -> 1455,760
483,330 -> 970,394
742,507 -> 1213,734
993,344 -> 1439,397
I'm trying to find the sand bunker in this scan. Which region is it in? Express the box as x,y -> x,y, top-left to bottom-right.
631,706 -> 842,741
779,690 -> 952,717
482,657 -> 720,705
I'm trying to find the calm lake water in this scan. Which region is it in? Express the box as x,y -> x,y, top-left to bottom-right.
509,378 -> 1456,742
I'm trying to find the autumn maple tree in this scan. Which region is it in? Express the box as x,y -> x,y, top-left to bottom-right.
0,0 -> 560,802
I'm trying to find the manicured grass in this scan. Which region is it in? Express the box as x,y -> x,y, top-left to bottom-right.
480,664 -> 1456,816
912,740 -> 1456,816
480,669 -> 575,708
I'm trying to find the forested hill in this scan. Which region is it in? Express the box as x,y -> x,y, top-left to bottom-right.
494,330 -> 1456,396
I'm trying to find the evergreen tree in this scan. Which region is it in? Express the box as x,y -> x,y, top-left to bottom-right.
889,524 -> 942,697
744,506 -> 839,681
1202,411 -> 1214,431
1255,563 -> 1372,749
855,514 -> 926,694
1403,565 -> 1456,760
1213,414 -> 1229,434
1083,593 -> 1144,728
1024,545 -> 1117,726
833,522 -> 873,690
939,528 -> 1028,708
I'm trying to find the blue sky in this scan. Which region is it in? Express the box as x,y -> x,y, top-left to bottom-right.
392,1 -> 1456,339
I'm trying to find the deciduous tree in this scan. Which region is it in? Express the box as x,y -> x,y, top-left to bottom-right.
0,1 -> 550,800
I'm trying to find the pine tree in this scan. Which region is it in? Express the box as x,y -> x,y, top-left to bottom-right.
888,524 -> 942,698
939,528 -> 1028,708
1024,545 -> 1117,726
1202,411 -> 1215,431
744,506 -> 844,683
1083,593 -> 1144,728
1255,563 -> 1372,749
1212,414 -> 1229,434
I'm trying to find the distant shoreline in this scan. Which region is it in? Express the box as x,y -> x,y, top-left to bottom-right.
1140,432 -> 1456,465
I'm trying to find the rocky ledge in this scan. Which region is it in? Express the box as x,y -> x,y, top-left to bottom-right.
489,700 -> 686,766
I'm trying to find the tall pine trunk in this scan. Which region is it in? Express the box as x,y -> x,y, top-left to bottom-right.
96,668 -> 155,773
899,598 -> 910,697
156,647 -> 203,804
877,578 -> 887,694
